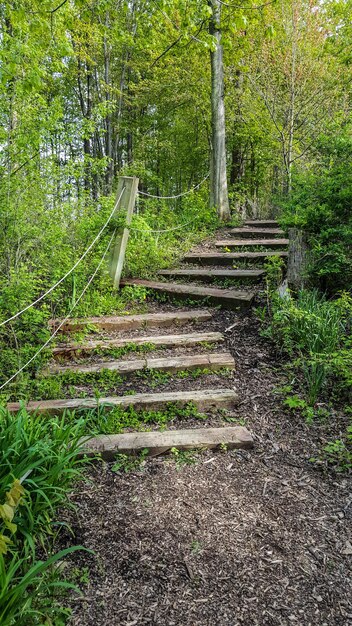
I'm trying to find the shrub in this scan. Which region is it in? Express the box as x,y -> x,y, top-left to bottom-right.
280,133 -> 352,294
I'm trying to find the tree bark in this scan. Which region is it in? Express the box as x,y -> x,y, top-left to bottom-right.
209,0 -> 230,221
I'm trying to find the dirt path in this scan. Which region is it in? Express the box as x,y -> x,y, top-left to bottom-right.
62,309 -> 352,626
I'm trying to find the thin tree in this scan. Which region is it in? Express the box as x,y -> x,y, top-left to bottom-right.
209,0 -> 231,220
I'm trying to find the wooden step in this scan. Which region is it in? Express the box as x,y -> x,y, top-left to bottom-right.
183,251 -> 288,265
158,268 -> 265,281
49,309 -> 212,333
7,389 -> 239,415
46,351 -> 235,376
229,228 -> 284,238
244,220 -> 278,227
80,426 -> 253,459
216,239 -> 289,249
120,279 -> 254,309
53,331 -> 224,358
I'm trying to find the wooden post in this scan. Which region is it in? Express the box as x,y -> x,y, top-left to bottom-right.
287,228 -> 310,290
110,176 -> 139,289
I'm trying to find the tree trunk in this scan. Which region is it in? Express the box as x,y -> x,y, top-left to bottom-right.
209,0 -> 230,221
103,18 -> 113,193
284,4 -> 297,195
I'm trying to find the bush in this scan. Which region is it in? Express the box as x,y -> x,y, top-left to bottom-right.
0,188 -> 219,400
280,133 -> 352,294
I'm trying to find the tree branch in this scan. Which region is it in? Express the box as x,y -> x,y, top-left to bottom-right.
149,35 -> 182,69
9,151 -> 40,176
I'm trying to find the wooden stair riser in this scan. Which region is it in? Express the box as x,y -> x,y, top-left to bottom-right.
229,228 -> 284,238
53,332 -> 224,358
158,269 -> 265,282
7,389 -> 239,415
120,279 -> 254,309
46,352 -> 235,377
244,220 -> 279,228
183,252 -> 288,266
80,426 -> 253,459
216,239 -> 289,249
49,309 -> 212,333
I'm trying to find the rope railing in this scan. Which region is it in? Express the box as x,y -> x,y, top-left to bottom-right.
129,217 -> 198,234
137,174 -> 209,199
0,171 -> 209,329
0,187 -> 125,328
0,230 -> 116,391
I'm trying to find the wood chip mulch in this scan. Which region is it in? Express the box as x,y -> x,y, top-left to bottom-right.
60,309 -> 352,626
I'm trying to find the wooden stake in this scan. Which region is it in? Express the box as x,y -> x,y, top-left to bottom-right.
109,176 -> 139,289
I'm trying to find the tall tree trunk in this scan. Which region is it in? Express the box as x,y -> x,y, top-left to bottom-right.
284,2 -> 297,195
103,16 -> 113,193
209,0 -> 230,221
286,15 -> 297,195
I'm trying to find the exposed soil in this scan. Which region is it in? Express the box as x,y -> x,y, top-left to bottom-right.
59,307 -> 352,626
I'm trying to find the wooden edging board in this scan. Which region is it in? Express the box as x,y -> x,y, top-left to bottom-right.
53,331 -> 224,357
120,279 -> 254,309
182,251 -> 288,265
46,351 -> 235,376
215,239 -> 289,248
49,309 -> 212,333
79,426 -> 254,459
7,388 -> 239,415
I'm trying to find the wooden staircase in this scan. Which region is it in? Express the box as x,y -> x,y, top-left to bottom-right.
8,220 -> 288,458
119,221 -> 288,309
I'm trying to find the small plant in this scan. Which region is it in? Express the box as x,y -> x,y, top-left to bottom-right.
70,565 -> 90,585
283,395 -> 307,411
89,401 -> 206,435
112,449 -> 149,473
190,540 -> 202,554
311,423 -> 352,473
170,447 -> 198,469
283,393 -> 330,424
265,255 -> 284,307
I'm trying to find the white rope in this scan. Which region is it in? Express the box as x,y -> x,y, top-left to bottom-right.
0,230 -> 116,392
138,174 -> 209,200
129,217 -> 197,234
0,188 -> 125,328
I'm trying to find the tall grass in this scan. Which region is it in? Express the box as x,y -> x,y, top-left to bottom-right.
268,289 -> 351,404
271,289 -> 347,355
0,407 -> 89,625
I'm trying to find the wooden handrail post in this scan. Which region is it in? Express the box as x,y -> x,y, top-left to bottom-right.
109,176 -> 139,289
287,227 -> 310,291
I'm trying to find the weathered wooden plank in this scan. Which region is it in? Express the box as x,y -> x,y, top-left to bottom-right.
109,176 -> 139,289
244,220 -> 278,227
53,331 -> 224,357
7,388 -> 239,415
229,228 -> 284,238
49,309 -> 212,333
183,251 -> 288,265
216,239 -> 289,249
120,279 -> 254,309
46,351 -> 235,376
80,426 -> 253,459
287,228 -> 311,290
158,268 -> 265,281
